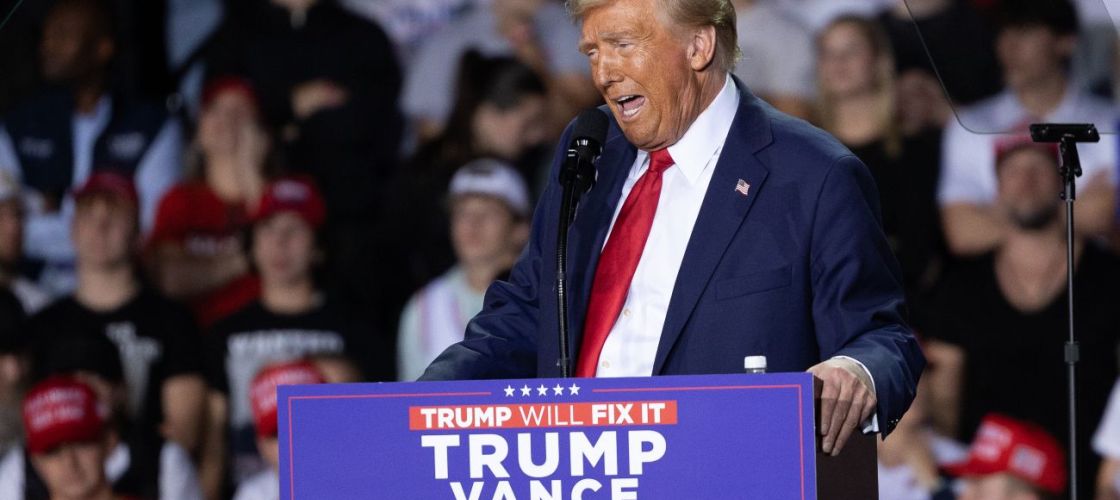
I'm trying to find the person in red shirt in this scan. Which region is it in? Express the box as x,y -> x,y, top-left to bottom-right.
146,76 -> 271,328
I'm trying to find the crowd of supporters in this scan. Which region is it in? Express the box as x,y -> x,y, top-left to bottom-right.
0,0 -> 1119,498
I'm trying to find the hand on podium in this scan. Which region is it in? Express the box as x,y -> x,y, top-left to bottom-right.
809,358 -> 876,457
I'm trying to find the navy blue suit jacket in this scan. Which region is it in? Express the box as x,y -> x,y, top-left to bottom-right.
421,81 -> 925,435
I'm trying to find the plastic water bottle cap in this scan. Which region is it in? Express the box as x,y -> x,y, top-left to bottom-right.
743,356 -> 767,371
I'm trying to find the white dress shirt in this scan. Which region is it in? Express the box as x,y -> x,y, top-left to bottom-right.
590,76 -> 879,432
938,87 -> 1117,207
594,75 -> 739,378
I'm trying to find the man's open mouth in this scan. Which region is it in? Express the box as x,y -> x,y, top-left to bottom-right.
615,95 -> 646,118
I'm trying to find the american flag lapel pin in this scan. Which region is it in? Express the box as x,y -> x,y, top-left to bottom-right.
735,179 -> 750,197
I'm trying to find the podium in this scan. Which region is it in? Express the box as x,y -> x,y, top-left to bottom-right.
278,373 -> 877,499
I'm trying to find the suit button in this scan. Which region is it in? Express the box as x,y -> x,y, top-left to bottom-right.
622,309 -> 632,318
601,360 -> 611,369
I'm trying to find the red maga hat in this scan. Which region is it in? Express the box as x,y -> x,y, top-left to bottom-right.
945,413 -> 1067,495
251,176 -> 326,229
250,359 -> 325,438
22,376 -> 108,455
201,75 -> 260,114
994,135 -> 1060,166
72,171 -> 138,210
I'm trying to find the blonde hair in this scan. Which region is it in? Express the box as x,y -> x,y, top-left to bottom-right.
567,0 -> 740,72
814,15 -> 901,158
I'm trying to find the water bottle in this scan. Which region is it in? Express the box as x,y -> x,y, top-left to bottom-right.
743,355 -> 767,374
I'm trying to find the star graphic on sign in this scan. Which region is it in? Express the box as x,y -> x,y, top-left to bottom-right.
503,385 -> 515,397
568,383 -> 581,396
553,384 -> 565,396
537,384 -> 548,396
520,385 -> 532,397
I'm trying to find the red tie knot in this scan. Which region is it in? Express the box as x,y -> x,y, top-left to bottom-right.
648,149 -> 675,175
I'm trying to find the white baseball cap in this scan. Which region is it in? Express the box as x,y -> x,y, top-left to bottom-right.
448,158 -> 530,217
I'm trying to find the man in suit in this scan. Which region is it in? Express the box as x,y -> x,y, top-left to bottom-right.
421,0 -> 925,456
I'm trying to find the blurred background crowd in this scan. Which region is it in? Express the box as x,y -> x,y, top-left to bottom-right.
0,0 -> 1118,498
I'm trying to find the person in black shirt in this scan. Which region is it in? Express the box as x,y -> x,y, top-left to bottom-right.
200,176 -> 377,496
814,16 -> 947,320
27,172 -> 205,460
205,0 -> 403,312
925,140 -> 1120,500
378,52 -> 548,336
878,0 -> 1002,105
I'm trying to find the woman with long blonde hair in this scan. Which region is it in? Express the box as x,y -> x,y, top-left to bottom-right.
815,15 -> 946,304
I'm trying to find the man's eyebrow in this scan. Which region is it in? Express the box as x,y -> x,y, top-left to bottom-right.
579,31 -> 634,53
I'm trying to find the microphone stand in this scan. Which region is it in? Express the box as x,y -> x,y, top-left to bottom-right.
556,143 -> 596,378
1031,123 -> 1099,500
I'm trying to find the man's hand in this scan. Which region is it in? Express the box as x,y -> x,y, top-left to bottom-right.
291,79 -> 349,120
808,358 -> 876,456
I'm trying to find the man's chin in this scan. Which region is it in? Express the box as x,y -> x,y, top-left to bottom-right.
616,125 -> 664,152
1011,206 -> 1060,232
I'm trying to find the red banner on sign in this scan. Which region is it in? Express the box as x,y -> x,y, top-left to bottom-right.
408,401 -> 679,430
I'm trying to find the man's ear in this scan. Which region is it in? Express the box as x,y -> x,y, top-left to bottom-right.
687,25 -> 718,71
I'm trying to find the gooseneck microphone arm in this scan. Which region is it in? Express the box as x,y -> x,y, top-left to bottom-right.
556,110 -> 608,378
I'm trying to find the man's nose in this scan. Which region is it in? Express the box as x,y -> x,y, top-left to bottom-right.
63,447 -> 81,469
593,55 -> 622,89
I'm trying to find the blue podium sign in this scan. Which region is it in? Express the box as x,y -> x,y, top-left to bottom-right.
279,373 -> 818,499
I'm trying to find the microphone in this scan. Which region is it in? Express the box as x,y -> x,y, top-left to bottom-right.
556,109 -> 608,378
560,108 -> 609,198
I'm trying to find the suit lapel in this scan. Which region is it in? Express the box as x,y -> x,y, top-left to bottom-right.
651,88 -> 774,374
565,128 -> 636,359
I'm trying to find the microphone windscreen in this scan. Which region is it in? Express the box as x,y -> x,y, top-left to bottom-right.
572,108 -> 609,144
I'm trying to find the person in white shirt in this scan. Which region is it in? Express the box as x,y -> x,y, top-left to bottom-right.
402,0 -> 599,140
731,0 -> 815,119
397,159 -> 530,381
1093,379 -> 1120,500
938,0 -> 1117,257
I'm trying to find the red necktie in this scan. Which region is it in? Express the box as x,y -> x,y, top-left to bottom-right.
575,149 -> 675,377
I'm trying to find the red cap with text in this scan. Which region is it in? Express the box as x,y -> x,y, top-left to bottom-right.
994,135 -> 1060,166
251,176 -> 326,229
73,171 -> 139,210
201,75 -> 260,115
250,360 -> 325,438
22,376 -> 108,454
945,413 -> 1067,494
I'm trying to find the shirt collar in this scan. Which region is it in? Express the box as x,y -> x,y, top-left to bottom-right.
75,95 -> 112,122
637,75 -> 739,184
